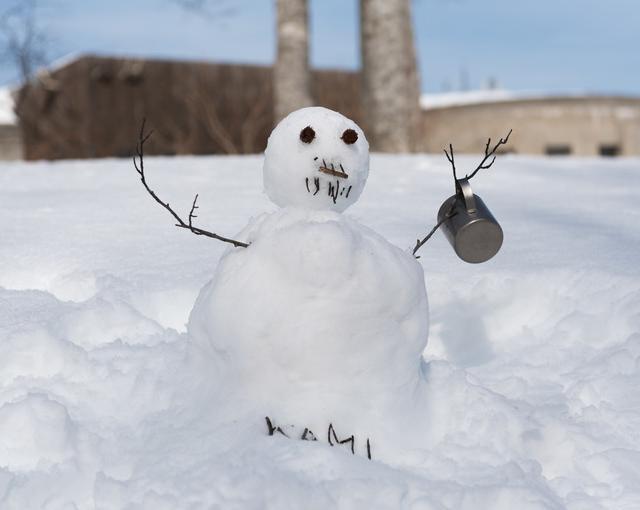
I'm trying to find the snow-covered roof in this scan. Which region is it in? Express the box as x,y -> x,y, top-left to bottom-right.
420,90 -> 640,110
41,52 -> 85,75
420,90 -> 521,109
0,87 -> 16,125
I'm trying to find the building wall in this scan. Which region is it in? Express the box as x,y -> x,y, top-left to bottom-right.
16,56 -> 363,161
0,125 -> 22,160
420,97 -> 640,156
15,55 -> 640,160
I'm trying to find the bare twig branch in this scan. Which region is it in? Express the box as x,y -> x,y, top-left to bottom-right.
327,423 -> 356,454
412,205 -> 457,258
465,129 -> 512,180
187,86 -> 239,154
300,428 -> 317,441
0,0 -> 49,82
443,143 -> 457,187
265,416 -> 289,437
170,0 -> 237,20
188,194 -> 199,229
240,86 -> 270,153
133,119 -> 249,248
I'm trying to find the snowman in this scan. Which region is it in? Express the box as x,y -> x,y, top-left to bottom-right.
134,107 -> 509,457
134,107 -> 436,458
184,107 -> 431,455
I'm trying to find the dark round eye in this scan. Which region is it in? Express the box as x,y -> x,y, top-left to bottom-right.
299,126 -> 316,143
341,128 -> 358,145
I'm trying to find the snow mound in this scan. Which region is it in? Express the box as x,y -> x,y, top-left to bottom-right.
188,207 -> 428,453
0,88 -> 16,125
0,394 -> 77,471
0,154 -> 639,508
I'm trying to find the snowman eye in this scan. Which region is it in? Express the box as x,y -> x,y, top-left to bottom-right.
299,126 -> 316,143
341,129 -> 358,145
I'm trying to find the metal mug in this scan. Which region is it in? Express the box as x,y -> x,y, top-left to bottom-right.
437,178 -> 503,263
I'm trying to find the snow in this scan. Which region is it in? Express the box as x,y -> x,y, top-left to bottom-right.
194,106 -> 432,458
193,106 -> 431,457
189,207 -> 430,455
0,88 -> 16,125
1,152 -> 640,509
418,90 -> 635,110
263,107 -> 369,211
420,89 -> 539,109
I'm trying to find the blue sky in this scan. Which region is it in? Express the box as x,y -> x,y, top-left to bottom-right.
1,0 -> 638,95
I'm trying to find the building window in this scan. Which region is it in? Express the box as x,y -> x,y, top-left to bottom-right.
546,145 -> 572,156
599,144 -> 620,157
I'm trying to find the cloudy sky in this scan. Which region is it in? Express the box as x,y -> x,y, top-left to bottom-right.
1,0 -> 638,95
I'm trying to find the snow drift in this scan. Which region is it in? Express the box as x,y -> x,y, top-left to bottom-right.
0,153 -> 639,509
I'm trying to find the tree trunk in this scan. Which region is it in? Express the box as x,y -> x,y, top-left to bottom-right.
360,0 -> 421,152
274,0 -> 312,122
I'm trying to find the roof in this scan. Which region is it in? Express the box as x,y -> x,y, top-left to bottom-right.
0,88 -> 16,125
420,90 -> 640,110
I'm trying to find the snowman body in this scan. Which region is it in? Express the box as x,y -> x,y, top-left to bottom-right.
188,107 -> 430,442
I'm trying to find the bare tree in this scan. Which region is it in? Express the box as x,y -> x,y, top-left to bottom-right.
274,0 -> 312,122
184,74 -> 271,155
169,0 -> 238,20
168,0 -> 271,154
0,0 -> 48,83
169,0 -> 312,125
360,0 -> 420,152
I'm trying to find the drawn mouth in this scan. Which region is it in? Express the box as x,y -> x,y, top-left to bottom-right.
305,175 -> 353,204
318,159 -> 349,179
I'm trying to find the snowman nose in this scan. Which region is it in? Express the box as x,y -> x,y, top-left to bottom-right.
319,159 -> 349,179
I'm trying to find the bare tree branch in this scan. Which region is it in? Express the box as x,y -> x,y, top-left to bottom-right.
412,205 -> 457,258
169,0 -> 237,21
133,119 -> 249,248
0,0 -> 49,82
465,129 -> 512,180
443,143 -> 457,190
240,89 -> 270,153
187,87 -> 239,154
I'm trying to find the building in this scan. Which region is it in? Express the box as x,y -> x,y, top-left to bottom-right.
14,55 -> 640,160
420,91 -> 640,156
0,88 -> 22,160
15,55 -> 360,160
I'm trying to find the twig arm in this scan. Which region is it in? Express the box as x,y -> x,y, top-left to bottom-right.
444,143 -> 457,187
465,129 -> 512,180
133,119 -> 249,248
412,206 -> 457,258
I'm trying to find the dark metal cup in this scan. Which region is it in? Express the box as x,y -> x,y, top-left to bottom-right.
437,178 -> 503,263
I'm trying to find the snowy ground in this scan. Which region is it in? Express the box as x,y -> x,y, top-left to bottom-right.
1,153 -> 639,509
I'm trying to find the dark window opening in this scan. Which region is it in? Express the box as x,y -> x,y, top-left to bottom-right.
546,145 -> 572,156
599,144 -> 620,157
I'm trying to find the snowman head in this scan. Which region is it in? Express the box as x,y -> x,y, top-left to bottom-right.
263,107 -> 369,212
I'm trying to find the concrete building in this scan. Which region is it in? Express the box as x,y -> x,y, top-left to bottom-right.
0,88 -> 22,160
12,55 -> 640,159
420,91 -> 640,156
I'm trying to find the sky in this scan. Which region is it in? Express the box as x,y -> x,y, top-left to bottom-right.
0,0 -> 638,96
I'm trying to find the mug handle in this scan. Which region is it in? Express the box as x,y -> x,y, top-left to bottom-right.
456,178 -> 477,214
